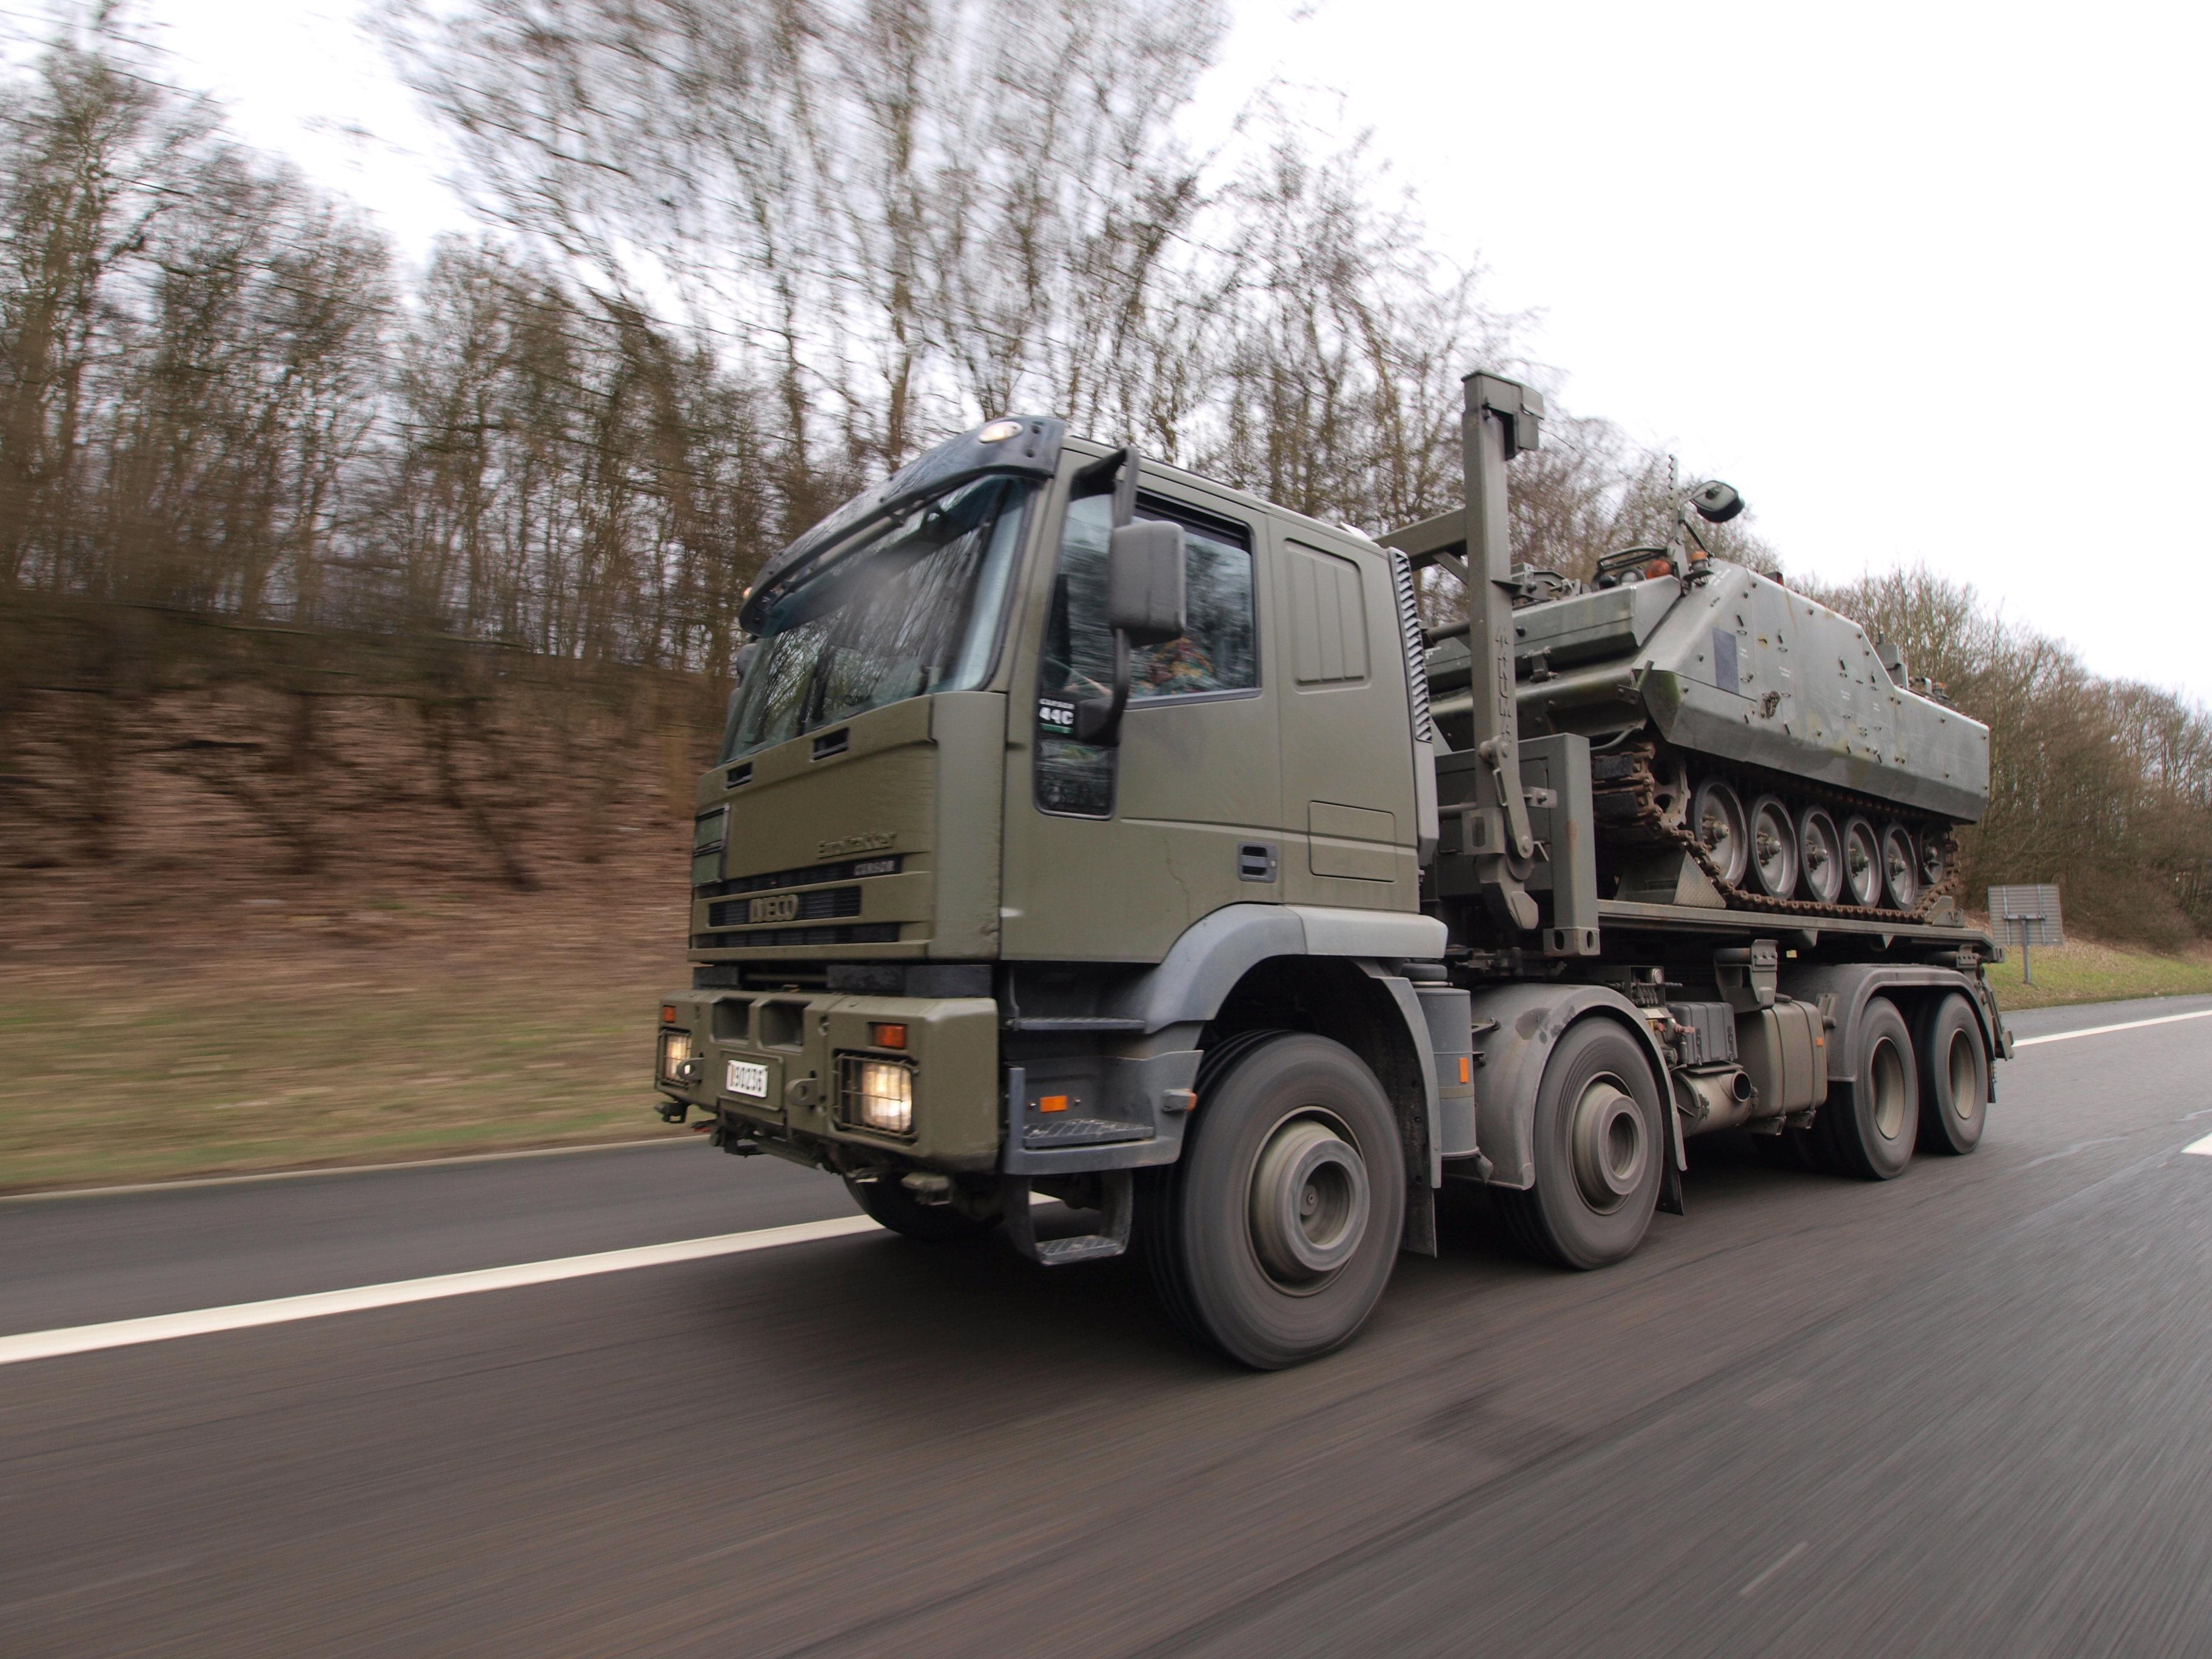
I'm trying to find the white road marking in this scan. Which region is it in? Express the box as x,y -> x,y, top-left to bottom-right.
2184,1134 -> 2212,1158
1738,1540 -> 1809,1597
0,1135 -> 693,1206
2014,1008 -> 2212,1048
2019,1136 -> 2128,1171
0,1215 -> 882,1368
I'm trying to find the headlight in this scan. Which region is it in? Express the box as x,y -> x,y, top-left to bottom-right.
658,1028 -> 695,1083
842,1055 -> 914,1135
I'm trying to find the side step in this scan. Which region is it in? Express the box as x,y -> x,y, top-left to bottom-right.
1004,1171 -> 1132,1265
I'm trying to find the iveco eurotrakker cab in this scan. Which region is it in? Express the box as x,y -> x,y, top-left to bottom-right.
652,373 -> 2009,1368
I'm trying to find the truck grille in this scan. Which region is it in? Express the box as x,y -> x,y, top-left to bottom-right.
692,923 -> 902,951
708,887 -> 862,928
698,854 -> 902,899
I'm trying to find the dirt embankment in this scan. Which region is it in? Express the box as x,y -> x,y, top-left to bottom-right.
1,609 -> 724,1192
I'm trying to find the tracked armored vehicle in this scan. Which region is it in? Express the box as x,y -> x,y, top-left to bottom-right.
649,372 -> 2009,1369
1414,500 -> 1988,924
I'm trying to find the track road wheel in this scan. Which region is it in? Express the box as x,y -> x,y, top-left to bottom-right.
1917,993 -> 1989,1155
1138,1033 -> 1403,1370
1812,997 -> 1919,1178
1798,808 -> 1845,905
1840,817 -> 1882,907
1691,779 -> 1750,888
1746,795 -> 1798,897
1918,833 -> 1949,892
845,1176 -> 1000,1242
1496,1019 -> 1664,1269
1879,823 -> 1919,910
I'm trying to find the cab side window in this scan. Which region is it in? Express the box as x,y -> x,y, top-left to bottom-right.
1035,491 -> 1257,817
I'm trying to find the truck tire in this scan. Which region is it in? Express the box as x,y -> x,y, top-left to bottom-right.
1137,1033 -> 1404,1370
1916,993 -> 1988,1155
1811,996 -> 1918,1178
844,1176 -> 1000,1242
1495,1019 -> 1664,1270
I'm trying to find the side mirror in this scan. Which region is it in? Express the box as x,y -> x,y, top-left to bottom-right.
1073,517 -> 1187,746
1105,520 -> 1186,646
1690,481 -> 1744,524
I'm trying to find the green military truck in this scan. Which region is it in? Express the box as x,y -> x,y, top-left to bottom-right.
652,371 -> 2009,1369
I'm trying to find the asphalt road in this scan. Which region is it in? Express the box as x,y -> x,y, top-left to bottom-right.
5,994 -> 2212,1657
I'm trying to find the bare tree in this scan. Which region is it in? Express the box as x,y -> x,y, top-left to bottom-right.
0,21 -> 213,591
1190,114 -> 1510,535
377,0 -> 1222,487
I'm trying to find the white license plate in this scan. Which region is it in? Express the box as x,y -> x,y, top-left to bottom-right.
726,1061 -> 769,1099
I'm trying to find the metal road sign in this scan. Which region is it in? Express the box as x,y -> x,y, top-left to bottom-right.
1988,884 -> 2062,985
1988,885 -> 2063,947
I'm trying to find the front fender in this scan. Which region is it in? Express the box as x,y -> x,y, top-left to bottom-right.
1105,903 -> 1449,1032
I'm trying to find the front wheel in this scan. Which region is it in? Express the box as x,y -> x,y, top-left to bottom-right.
1139,1033 -> 1405,1370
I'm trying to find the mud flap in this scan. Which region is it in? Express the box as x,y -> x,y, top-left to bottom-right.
1403,1173 -> 1438,1257
1658,1102 -> 1687,1216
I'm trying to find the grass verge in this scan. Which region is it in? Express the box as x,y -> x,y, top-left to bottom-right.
0,983 -> 688,1195
1984,936 -> 2212,1011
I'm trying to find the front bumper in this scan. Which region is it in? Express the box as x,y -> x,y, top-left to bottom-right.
654,988 -> 1204,1176
657,989 -> 1001,1171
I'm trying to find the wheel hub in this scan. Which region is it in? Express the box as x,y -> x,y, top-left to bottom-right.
1946,1030 -> 1977,1121
1249,1117 -> 1370,1282
1869,1037 -> 1908,1140
1568,1076 -> 1647,1213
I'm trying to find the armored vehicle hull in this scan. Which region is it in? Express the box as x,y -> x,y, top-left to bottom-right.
1426,563 -> 1989,922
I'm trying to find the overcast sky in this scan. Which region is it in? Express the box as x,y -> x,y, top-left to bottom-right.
16,0 -> 2208,701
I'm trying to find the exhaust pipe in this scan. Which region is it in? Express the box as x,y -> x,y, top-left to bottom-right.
1674,1066 -> 1761,1136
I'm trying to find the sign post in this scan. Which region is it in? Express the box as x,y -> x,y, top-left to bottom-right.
1987,884 -> 2063,987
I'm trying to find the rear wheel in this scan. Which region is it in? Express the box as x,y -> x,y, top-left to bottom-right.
1917,993 -> 1989,1155
1812,997 -> 1919,1178
1139,1033 -> 1404,1370
1496,1019 -> 1664,1269
845,1176 -> 999,1242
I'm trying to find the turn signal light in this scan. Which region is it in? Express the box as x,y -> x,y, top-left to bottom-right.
870,1022 -> 908,1050
661,1004 -> 679,1025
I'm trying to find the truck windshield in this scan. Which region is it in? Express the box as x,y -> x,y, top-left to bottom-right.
721,475 -> 1036,762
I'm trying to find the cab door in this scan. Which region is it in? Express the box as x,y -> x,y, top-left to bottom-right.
999,467 -> 1281,964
